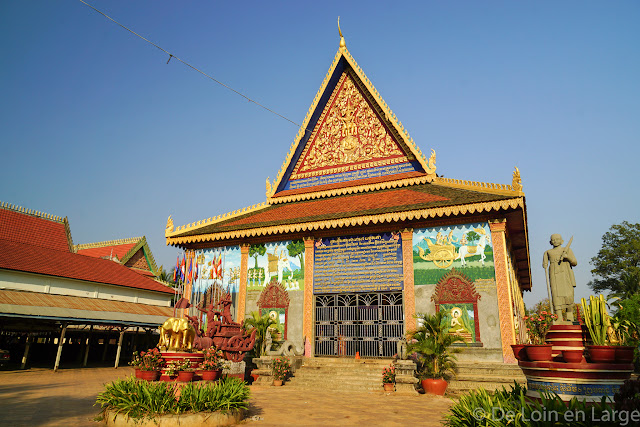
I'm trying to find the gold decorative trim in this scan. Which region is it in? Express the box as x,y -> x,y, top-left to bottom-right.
165,202 -> 270,238
434,175 -> 524,197
270,174 -> 433,205
166,197 -> 525,246
75,237 -> 142,251
266,42 -> 436,204
0,200 -> 64,222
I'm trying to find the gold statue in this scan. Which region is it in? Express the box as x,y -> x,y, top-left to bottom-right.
158,317 -> 196,350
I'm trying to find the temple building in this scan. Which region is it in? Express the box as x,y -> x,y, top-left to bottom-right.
76,236 -> 161,279
165,34 -> 530,363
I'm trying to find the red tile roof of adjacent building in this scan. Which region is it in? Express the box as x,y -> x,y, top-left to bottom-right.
77,242 -> 137,260
0,208 -> 71,252
0,238 -> 173,294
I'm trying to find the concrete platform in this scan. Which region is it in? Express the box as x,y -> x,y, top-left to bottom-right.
0,366 -> 453,426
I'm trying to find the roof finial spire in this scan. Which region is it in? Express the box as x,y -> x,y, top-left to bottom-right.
338,17 -> 346,49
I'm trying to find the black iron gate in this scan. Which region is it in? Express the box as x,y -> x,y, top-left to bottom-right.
314,292 -> 403,358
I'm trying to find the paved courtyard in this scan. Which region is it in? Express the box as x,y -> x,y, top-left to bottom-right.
0,366 -> 453,426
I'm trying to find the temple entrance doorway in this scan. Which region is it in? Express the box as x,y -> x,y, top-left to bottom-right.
314,291 -> 403,358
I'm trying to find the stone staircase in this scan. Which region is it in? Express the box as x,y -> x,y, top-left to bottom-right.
447,362 -> 527,395
286,357 -> 393,392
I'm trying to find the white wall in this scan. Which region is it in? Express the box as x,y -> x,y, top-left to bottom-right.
0,269 -> 171,307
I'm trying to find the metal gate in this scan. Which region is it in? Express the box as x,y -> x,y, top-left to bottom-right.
314,292 -> 403,358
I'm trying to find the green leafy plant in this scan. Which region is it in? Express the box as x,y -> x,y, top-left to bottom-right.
164,361 -> 180,377
523,311 -> 557,344
96,377 -> 250,420
242,311 -> 276,357
581,294 -> 611,345
272,357 -> 291,381
443,382 -> 620,426
382,365 -> 395,384
139,348 -> 165,371
175,359 -> 194,372
128,351 -> 141,368
407,312 -> 465,380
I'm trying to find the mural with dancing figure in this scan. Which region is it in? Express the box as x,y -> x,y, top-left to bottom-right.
413,222 -> 495,285
247,240 -> 305,291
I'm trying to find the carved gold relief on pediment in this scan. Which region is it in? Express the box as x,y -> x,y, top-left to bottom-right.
291,72 -> 409,180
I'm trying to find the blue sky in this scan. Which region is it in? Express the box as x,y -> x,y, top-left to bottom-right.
1,1 -> 638,308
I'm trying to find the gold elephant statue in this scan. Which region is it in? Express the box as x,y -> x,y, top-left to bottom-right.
158,317 -> 196,350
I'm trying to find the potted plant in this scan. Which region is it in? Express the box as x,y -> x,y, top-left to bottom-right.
129,351 -> 143,378
407,312 -> 465,396
201,347 -> 225,381
382,364 -> 395,392
523,311 -> 557,361
164,360 -> 180,380
271,357 -> 291,386
581,295 -> 616,362
176,359 -> 195,382
510,326 -> 528,361
609,316 -> 638,364
242,311 -> 276,357
138,348 -> 165,381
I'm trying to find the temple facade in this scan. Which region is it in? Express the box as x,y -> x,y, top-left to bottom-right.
166,35 -> 530,364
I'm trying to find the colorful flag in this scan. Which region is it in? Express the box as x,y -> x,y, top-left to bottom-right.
180,255 -> 186,281
173,255 -> 179,281
187,257 -> 192,283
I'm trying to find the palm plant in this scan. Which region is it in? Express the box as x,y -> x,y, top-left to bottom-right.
406,311 -> 466,380
242,311 -> 276,357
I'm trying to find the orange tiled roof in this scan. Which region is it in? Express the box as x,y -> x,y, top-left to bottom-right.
0,238 -> 173,294
77,242 -> 137,260
0,208 -> 70,252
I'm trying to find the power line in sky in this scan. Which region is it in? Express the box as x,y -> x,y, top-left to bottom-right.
78,0 -> 307,132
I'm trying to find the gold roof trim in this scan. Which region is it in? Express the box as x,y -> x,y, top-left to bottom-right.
434,170 -> 524,197
165,202 -> 270,238
0,200 -> 64,222
75,237 -> 142,251
267,40 -> 435,202
166,197 -> 524,246
270,174 -> 432,205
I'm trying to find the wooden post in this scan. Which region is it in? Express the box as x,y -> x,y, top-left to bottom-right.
21,334 -> 31,370
83,325 -> 93,367
54,324 -> 67,372
102,333 -> 110,362
132,327 -> 139,353
114,330 -> 125,369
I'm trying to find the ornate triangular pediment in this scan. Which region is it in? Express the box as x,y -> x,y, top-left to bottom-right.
267,39 -> 437,199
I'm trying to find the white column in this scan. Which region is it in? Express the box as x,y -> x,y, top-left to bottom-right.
21,334 -> 31,370
114,330 -> 125,369
54,324 -> 67,372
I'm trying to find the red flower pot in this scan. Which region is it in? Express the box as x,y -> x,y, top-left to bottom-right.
140,370 -> 160,381
273,379 -> 283,386
511,344 -> 528,361
134,368 -> 143,379
201,369 -> 222,381
177,371 -> 195,382
587,345 -> 616,363
561,349 -> 584,363
616,346 -> 635,364
525,344 -> 553,361
421,378 -> 448,396
383,383 -> 394,392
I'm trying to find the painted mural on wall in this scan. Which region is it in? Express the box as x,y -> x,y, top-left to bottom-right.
413,222 -> 495,285
260,307 -> 286,340
247,240 -> 305,291
440,303 -> 476,343
192,246 -> 242,320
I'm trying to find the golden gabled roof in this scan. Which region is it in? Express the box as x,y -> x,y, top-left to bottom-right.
266,35 -> 437,202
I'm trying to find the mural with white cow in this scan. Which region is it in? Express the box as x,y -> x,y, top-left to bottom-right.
413,222 -> 496,286
247,240 -> 305,291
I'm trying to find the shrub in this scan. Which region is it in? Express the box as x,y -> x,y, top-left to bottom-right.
96,376 -> 250,420
443,383 -> 624,427
272,357 -> 292,381
382,365 -> 395,384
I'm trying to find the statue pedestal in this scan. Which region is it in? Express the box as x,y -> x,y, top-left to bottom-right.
393,359 -> 419,395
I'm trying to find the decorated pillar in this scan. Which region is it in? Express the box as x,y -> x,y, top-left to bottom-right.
238,244 -> 250,322
303,237 -> 315,356
489,219 -> 516,363
401,228 -> 416,333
